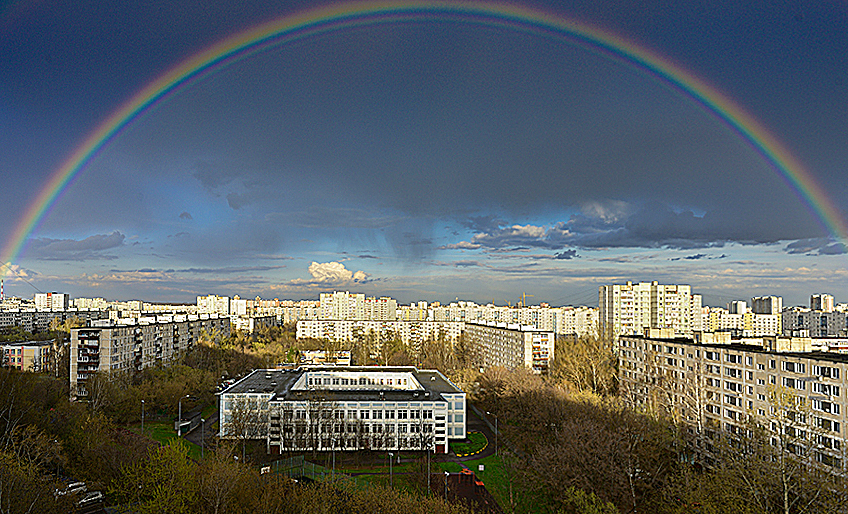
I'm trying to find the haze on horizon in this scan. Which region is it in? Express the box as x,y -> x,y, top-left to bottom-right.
1,0 -> 846,308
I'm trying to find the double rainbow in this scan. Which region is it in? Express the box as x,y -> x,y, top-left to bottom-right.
2,1 -> 843,273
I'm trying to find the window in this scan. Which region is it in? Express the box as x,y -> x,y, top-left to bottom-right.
812,399 -> 840,415
360,410 -> 370,420
385,409 -> 395,419
398,410 -> 408,420
812,383 -> 840,397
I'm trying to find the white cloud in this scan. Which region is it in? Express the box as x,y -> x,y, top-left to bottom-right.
272,261 -> 371,292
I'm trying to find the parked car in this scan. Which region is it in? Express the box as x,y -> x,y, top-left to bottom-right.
76,490 -> 104,507
54,481 -> 86,497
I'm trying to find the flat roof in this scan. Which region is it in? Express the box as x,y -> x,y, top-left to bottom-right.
623,335 -> 848,364
220,366 -> 464,403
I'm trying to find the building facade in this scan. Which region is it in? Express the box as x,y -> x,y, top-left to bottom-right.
217,366 -> 466,454
464,322 -> 554,373
618,336 -> 846,471
599,282 -> 702,338
70,314 -> 230,399
1,340 -> 53,372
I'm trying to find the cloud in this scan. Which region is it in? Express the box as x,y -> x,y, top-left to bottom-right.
272,261 -> 371,292
177,265 -> 285,274
0,263 -> 38,281
454,260 -> 484,267
554,250 -> 578,260
26,231 -> 125,260
271,207 -> 403,229
179,211 -> 193,220
785,238 -> 848,255
439,241 -> 482,250
457,201 -> 829,253
227,192 -> 246,210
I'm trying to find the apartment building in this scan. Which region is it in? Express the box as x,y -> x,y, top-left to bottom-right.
599,282 -> 702,338
70,314 -> 230,399
0,309 -> 108,333
783,309 -> 848,337
296,320 -> 463,347
464,322 -> 554,373
217,366 -> 466,454
34,292 -> 70,311
1,340 -> 53,372
618,336 -> 846,471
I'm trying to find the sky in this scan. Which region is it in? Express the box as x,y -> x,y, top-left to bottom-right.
1,0 -> 847,308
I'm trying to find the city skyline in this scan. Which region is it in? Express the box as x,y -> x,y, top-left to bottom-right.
2,1 -> 847,306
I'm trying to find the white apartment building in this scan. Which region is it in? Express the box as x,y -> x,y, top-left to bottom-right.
702,307 -> 782,337
70,314 -> 230,399
464,322 -> 554,373
599,282 -> 702,338
296,320 -> 464,351
619,336 -> 847,471
196,295 -> 230,316
218,366 -> 466,454
34,292 -> 70,311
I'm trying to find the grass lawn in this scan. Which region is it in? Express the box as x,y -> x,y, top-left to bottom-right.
449,431 -> 488,456
129,420 -> 204,460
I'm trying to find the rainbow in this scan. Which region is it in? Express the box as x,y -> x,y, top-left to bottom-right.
3,1 -> 845,274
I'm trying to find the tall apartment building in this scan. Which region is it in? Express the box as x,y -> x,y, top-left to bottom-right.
812,294 -> 836,313
70,314 -> 230,399
618,336 -> 846,471
34,292 -> 70,310
751,296 -> 783,315
464,322 -> 554,373
196,295 -> 230,316
599,282 -> 702,338
218,366 -> 466,454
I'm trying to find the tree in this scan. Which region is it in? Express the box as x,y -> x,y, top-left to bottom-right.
550,331 -> 618,396
111,441 -> 198,514
197,443 -> 248,514
225,396 -> 266,463
704,385 -> 846,514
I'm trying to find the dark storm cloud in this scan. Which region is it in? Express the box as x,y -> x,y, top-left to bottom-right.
270,207 -> 403,230
554,250 -> 578,260
785,238 -> 848,255
27,231 -> 125,260
453,201 -> 825,252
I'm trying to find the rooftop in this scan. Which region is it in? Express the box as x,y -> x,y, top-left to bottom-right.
220,366 -> 464,403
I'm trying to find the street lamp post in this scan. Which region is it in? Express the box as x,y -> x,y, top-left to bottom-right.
177,394 -> 190,437
388,452 -> 394,488
201,418 -> 205,459
486,411 -> 498,456
141,399 -> 145,435
444,471 -> 449,501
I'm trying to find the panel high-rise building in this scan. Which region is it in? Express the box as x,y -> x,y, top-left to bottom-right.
599,281 -> 701,338
812,294 -> 835,313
